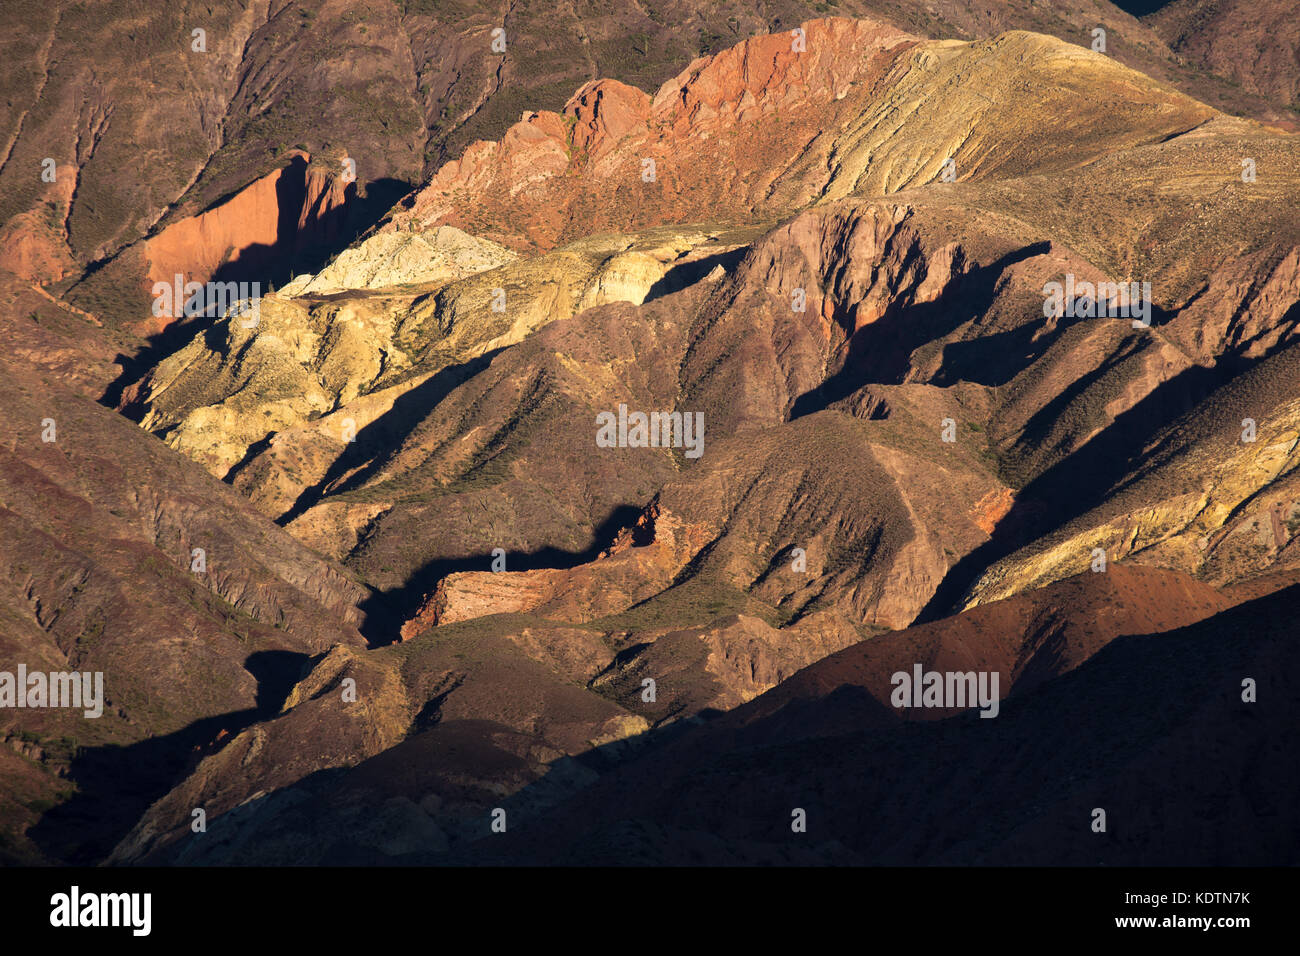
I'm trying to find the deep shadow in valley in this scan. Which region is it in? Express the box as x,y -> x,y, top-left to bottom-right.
25,650 -> 315,865
114,583 -> 1299,866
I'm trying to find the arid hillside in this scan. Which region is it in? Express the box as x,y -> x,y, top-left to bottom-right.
1,8 -> 1296,866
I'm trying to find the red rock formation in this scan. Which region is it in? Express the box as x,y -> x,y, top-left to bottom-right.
0,218 -> 75,282
647,17 -> 909,132
138,151 -> 355,335
0,164 -> 78,282
566,80 -> 653,162
398,503 -> 712,639
398,18 -> 917,250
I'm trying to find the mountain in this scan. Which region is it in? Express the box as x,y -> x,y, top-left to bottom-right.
128,20 -> 1299,645
109,566 -> 1298,864
2,0 -> 1292,315
1147,0 -> 1300,113
0,275 -> 368,863
1,8 -> 1296,867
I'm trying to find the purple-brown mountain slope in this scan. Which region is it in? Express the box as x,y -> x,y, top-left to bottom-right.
0,12 -> 1295,865
1147,0 -> 1300,112
0,276 -> 369,863
108,566 -> 1296,864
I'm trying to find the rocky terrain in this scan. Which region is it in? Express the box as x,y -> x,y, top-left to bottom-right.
0,4 -> 1296,866
1147,0 -> 1300,113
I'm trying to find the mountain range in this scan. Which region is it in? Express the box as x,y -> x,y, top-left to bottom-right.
0,0 -> 1295,866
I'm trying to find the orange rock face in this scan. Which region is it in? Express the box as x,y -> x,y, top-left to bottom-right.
0,164 -> 78,283
971,487 -> 1016,535
138,152 -> 354,335
398,18 -> 917,250
142,164 -> 289,322
0,215 -> 76,283
566,79 -> 653,162
648,17 -> 906,130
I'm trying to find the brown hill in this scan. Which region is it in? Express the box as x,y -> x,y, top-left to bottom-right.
0,278 -> 368,863
109,566 -> 1297,864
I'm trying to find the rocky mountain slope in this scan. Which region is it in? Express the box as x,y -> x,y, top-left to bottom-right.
110,566 -> 1297,864
0,275 -> 368,863
2,8 -> 1296,866
2,0 -> 1292,317
129,20 -> 1299,642
1147,0 -> 1300,113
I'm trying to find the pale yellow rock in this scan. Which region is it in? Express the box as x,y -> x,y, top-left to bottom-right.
588,714 -> 652,748
291,225 -> 517,294
576,251 -> 667,311
136,225 -> 753,505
